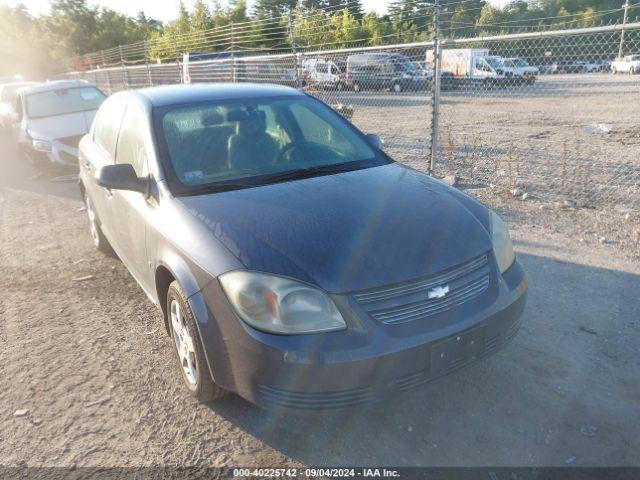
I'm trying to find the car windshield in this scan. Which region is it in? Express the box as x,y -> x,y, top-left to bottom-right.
26,86 -> 105,119
1,83 -> 31,102
157,96 -> 388,195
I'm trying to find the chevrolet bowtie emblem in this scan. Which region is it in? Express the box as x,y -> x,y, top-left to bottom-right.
428,285 -> 450,299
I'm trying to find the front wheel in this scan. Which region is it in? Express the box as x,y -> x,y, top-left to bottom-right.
84,194 -> 113,255
167,281 -> 228,403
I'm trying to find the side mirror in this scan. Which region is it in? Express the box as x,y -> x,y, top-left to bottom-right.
95,164 -> 146,194
365,133 -> 383,150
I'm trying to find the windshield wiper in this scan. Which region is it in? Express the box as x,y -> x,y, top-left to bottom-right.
178,162 -> 371,196
258,163 -> 363,184
178,181 -> 255,196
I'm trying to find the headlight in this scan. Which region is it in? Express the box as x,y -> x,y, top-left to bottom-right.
32,139 -> 52,152
219,271 -> 346,335
489,211 -> 515,274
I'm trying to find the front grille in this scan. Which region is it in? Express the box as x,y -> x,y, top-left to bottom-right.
353,253 -> 491,325
58,135 -> 84,149
257,384 -> 375,410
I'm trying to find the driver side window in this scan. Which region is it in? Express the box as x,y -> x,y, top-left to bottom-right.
288,103 -> 356,156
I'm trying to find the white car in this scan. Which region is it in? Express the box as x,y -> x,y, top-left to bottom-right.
9,80 -> 106,170
0,81 -> 36,132
611,54 -> 640,74
502,58 -> 539,83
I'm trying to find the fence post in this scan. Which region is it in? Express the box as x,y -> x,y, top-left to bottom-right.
618,0 -> 630,58
231,22 -> 237,83
119,45 -> 129,89
144,40 -> 153,87
429,0 -> 442,176
288,13 -> 302,90
101,50 -> 112,94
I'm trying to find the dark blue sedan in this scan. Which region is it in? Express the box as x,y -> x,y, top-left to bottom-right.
79,84 -> 527,411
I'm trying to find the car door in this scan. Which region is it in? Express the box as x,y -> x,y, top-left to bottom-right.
82,98 -> 128,244
109,103 -> 155,294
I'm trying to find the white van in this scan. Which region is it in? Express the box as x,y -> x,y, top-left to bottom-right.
302,58 -> 344,90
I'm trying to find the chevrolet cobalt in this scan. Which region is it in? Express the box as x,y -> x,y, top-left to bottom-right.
79,84 -> 527,410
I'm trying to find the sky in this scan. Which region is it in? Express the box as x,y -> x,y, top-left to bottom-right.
1,0 -> 508,22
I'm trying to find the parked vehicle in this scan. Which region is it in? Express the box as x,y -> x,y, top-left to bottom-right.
79,83 -> 528,410
11,80 -> 106,169
581,60 -> 604,73
611,54 -> 640,74
502,58 -> 539,84
302,58 -> 344,90
0,81 -> 36,133
430,49 -> 506,87
548,60 -> 587,74
346,53 -> 428,92
236,60 -> 297,86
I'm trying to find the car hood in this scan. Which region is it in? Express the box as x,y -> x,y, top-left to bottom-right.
178,163 -> 493,293
26,110 -> 97,140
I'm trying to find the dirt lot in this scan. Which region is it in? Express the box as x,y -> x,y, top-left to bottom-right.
311,73 -> 640,262
1,138 -> 639,469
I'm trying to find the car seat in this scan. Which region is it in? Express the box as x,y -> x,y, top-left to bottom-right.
227,108 -> 280,173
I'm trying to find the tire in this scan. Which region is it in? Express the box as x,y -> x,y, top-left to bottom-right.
392,82 -> 402,93
84,193 -> 113,255
352,82 -> 361,92
612,67 -> 617,74
167,281 -> 228,403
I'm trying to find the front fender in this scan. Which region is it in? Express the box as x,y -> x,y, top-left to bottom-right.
154,249 -> 233,389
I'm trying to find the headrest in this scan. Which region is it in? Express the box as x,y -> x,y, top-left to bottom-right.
201,109 -> 225,126
227,108 -> 265,123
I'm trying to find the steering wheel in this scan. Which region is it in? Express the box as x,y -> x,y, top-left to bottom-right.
274,140 -> 320,165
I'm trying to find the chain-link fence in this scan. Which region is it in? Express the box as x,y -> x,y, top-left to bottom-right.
61,22 -> 640,211
434,24 -> 640,209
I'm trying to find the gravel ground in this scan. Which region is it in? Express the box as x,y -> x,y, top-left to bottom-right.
1,139 -> 639,469
310,73 -> 640,262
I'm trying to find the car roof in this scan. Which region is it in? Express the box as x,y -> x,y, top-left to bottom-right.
118,83 -> 304,109
21,80 -> 94,95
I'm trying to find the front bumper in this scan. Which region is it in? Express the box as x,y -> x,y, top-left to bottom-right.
25,140 -> 79,168
194,259 -> 528,411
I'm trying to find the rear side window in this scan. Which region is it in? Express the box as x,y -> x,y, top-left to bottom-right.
116,106 -> 148,176
94,100 -> 126,158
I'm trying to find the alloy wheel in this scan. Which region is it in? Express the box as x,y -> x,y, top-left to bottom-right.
170,299 -> 198,386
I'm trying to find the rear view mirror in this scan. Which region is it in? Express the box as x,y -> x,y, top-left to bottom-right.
365,133 -> 383,150
95,164 -> 146,194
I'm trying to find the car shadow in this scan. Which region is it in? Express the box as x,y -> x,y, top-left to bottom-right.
206,250 -> 640,466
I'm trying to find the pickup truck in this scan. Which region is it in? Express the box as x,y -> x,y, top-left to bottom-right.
611,54 -> 640,74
